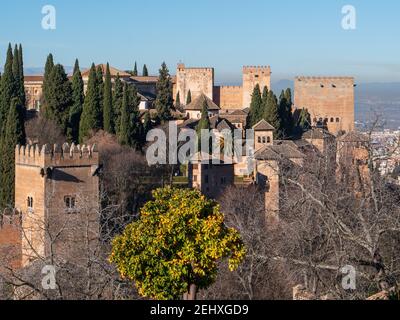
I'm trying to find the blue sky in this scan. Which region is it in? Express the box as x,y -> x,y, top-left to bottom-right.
1,0 -> 399,83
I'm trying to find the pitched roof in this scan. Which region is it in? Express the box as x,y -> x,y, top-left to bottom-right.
229,109 -> 248,116
130,76 -> 159,83
302,128 -> 335,140
81,64 -> 131,78
185,94 -> 221,111
24,75 -> 44,82
255,144 -> 304,160
337,131 -> 369,143
253,119 -> 275,131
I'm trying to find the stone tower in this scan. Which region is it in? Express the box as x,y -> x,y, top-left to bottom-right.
15,143 -> 100,267
242,66 -> 272,109
294,77 -> 355,135
175,63 -> 214,104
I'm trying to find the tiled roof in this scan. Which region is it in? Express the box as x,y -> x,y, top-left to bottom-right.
337,131 -> 369,142
184,94 -> 220,111
25,75 -> 44,82
81,64 -> 131,78
130,76 -> 159,83
302,128 -> 335,140
255,144 -> 304,160
253,119 -> 275,131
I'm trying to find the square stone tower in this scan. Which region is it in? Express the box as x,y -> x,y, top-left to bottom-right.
15,143 -> 100,267
294,77 -> 355,135
242,66 -> 272,109
175,63 -> 214,104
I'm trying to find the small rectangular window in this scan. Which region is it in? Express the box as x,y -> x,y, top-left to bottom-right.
64,196 -> 76,211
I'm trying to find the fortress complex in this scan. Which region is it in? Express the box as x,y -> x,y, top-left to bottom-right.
173,64 -> 272,112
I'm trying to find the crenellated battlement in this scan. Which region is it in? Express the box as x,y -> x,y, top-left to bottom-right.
15,143 -> 99,167
243,66 -> 271,74
0,211 -> 22,229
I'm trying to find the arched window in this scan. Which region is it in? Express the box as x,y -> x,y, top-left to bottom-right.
267,136 -> 271,143
258,137 -> 262,143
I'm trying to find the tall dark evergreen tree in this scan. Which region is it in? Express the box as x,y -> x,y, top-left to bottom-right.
278,88 -> 294,138
264,90 -> 283,139
175,92 -> 181,108
42,53 -> 55,108
196,101 -> 211,152
79,64 -> 102,143
143,112 -> 152,135
118,83 -> 143,149
0,44 -> 16,132
67,59 -> 84,143
96,65 -> 104,129
0,98 -> 25,209
142,64 -> 149,76
103,63 -> 114,134
43,64 -> 72,134
113,74 -> 124,136
12,45 -> 21,104
17,44 -> 25,106
295,108 -> 311,133
154,62 -> 173,122
247,84 -> 263,128
186,90 -> 192,105
133,62 -> 138,76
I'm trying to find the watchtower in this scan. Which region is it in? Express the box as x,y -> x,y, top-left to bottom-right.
15,143 -> 100,267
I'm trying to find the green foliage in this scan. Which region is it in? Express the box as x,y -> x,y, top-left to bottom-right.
17,44 -> 25,107
96,65 -> 104,128
0,98 -> 25,209
42,64 -> 72,134
142,64 -> 149,77
42,53 -> 54,108
155,62 -> 173,122
278,89 -> 294,138
133,62 -> 138,76
79,64 -> 102,143
0,44 -> 16,132
67,59 -> 84,143
295,108 -> 311,133
247,84 -> 263,128
264,90 -> 283,139
175,92 -> 181,107
113,74 -> 124,136
196,101 -> 211,152
143,112 -> 152,136
186,89 -> 192,105
110,187 -> 246,300
103,63 -> 114,134
118,83 -> 143,149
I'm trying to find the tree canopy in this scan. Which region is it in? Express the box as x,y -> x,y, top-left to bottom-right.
110,187 -> 246,300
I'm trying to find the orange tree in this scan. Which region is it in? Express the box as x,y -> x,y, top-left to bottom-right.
110,187 -> 246,300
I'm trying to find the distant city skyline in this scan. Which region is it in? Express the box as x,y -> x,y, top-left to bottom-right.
1,0 -> 400,83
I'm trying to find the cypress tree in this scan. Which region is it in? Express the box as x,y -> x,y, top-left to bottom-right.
142,64 -> 149,76
79,64 -> 102,143
0,44 -> 16,132
118,83 -> 143,149
154,62 -> 173,122
247,84 -> 262,128
42,53 -> 54,107
296,108 -> 311,133
96,65 -> 104,129
264,90 -> 283,139
143,112 -> 152,135
67,59 -> 84,143
196,101 -> 211,152
133,62 -> 138,76
175,92 -> 181,107
12,45 -> 21,103
113,74 -> 124,136
17,44 -> 25,106
278,88 -> 294,138
0,98 -> 25,209
103,63 -> 114,134
43,64 -> 72,134
186,89 -> 192,105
